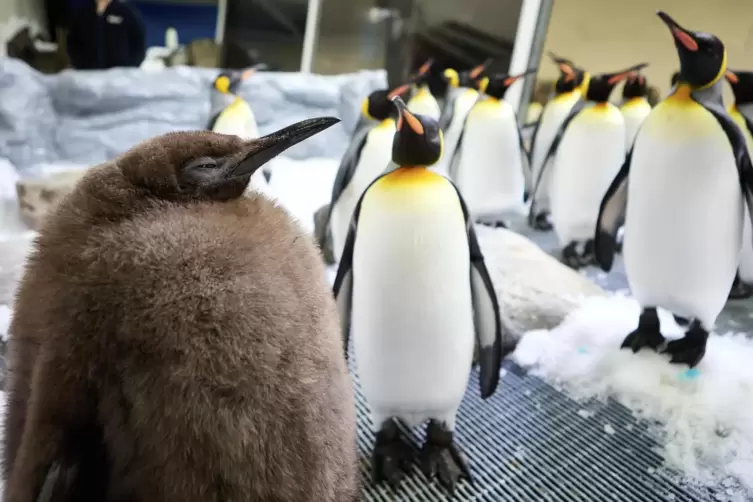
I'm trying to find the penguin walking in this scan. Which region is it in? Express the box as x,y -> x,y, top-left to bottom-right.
3,118 -> 360,502
725,69 -> 753,300
208,67 -> 270,194
407,59 -> 442,120
333,97 -> 514,493
326,84 -> 411,263
450,71 -> 534,227
594,11 -> 753,368
432,61 -> 489,176
620,72 -> 653,152
528,53 -> 590,231
531,63 -> 648,268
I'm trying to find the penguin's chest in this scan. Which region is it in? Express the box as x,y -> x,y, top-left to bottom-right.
408,88 -> 441,119
621,98 -> 652,148
350,169 -> 475,413
455,100 -> 524,213
531,93 -> 580,172
551,105 -> 625,242
624,100 -> 743,325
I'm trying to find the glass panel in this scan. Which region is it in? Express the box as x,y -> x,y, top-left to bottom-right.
221,0 -> 310,71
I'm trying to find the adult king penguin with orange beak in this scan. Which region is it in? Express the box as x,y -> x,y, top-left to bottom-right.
333,97 -> 516,494
594,11 -> 753,368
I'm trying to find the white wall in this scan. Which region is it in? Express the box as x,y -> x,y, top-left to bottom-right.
0,0 -> 44,26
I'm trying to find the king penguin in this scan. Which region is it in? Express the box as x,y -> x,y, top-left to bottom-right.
450,70 -> 534,227
531,63 -> 647,268
432,60 -> 490,176
208,66 -> 270,194
620,71 -> 653,152
326,83 -> 411,263
528,53 -> 590,230
332,96 -> 514,493
407,59 -> 442,120
594,11 -> 753,368
725,69 -> 753,299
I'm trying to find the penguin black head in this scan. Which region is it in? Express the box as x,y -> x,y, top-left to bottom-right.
212,64 -> 266,95
658,11 -> 726,89
361,83 -> 411,121
390,96 -> 442,167
549,52 -> 587,93
478,70 -> 535,100
725,70 -> 753,106
444,60 -> 489,89
585,63 -> 649,102
670,71 -> 681,87
622,72 -> 649,100
120,117 -> 339,202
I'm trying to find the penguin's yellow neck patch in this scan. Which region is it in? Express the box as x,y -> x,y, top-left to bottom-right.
375,166 -> 445,189
374,117 -> 396,130
666,84 -> 693,106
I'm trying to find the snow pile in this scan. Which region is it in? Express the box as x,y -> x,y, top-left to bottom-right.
267,156 -> 338,233
513,294 -> 753,491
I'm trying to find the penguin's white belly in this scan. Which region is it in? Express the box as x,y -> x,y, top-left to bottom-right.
434,90 -> 477,176
408,93 -> 441,121
330,125 -> 395,262
531,93 -> 581,210
624,103 -> 742,328
621,100 -> 651,152
454,100 -> 524,217
551,106 -> 625,245
351,172 -> 475,428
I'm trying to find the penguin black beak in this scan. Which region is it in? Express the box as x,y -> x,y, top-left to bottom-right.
657,11 -> 699,52
726,69 -> 740,84
391,96 -> 424,135
387,83 -> 411,99
503,68 -> 537,86
228,117 -> 340,177
469,58 -> 493,80
606,63 -> 649,85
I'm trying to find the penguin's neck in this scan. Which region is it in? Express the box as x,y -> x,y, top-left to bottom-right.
375,117 -> 396,130
210,92 -> 238,116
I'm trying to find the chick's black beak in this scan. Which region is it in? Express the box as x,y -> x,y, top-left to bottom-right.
657,11 -> 699,52
229,117 -> 340,177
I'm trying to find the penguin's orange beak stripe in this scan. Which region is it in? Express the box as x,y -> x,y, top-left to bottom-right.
726,70 -> 739,84
418,60 -> 433,75
241,68 -> 256,80
560,63 -> 575,82
607,71 -> 633,85
397,110 -> 424,135
672,28 -> 698,52
388,84 -> 411,99
469,62 -> 486,79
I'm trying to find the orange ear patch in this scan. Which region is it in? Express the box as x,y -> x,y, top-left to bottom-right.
673,28 -> 698,51
726,70 -> 739,84
607,72 -> 631,85
388,84 -> 411,99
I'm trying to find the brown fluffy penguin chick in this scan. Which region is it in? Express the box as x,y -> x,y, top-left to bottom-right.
3,117 -> 360,502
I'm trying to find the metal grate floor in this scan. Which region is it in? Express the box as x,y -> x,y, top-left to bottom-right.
353,359 -> 742,502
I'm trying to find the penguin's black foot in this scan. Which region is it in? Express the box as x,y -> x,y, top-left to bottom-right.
673,314 -> 690,327
621,307 -> 665,353
532,212 -> 552,231
561,241 -> 585,269
728,275 -> 753,300
662,320 -> 708,367
418,420 -> 472,494
372,420 -> 414,489
477,217 -> 507,228
581,239 -> 597,266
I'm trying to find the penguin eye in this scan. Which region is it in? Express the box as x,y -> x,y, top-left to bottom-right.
185,157 -> 218,171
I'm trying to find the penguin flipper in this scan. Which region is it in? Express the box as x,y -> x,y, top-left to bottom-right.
438,94 -> 455,131
332,222 -> 356,358
322,132 -> 369,239
447,181 -> 517,398
528,99 -> 586,223
697,100 -> 753,248
206,111 -> 222,131
594,149 -> 633,272
516,121 -> 532,199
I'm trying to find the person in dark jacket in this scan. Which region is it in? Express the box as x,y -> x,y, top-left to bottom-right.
67,0 -> 147,69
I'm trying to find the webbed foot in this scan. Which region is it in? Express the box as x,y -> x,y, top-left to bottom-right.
418,420 -> 472,494
372,419 -> 414,489
621,307 -> 665,353
662,320 -> 708,367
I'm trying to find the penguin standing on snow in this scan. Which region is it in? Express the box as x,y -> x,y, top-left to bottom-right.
528,53 -> 590,231
531,63 -> 648,268
620,71 -> 653,152
594,11 -> 753,367
407,59 -> 442,120
324,83 -> 411,263
432,61 -> 489,176
333,97 -> 514,493
725,69 -> 753,299
450,70 -> 534,227
208,66 -> 271,192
